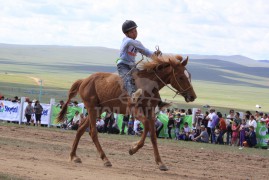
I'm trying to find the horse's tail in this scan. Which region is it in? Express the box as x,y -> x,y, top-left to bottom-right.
57,79 -> 84,123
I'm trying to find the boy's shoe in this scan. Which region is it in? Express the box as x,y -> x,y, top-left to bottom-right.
131,89 -> 142,103
158,101 -> 171,109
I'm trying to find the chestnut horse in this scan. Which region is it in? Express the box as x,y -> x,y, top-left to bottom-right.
57,54 -> 196,171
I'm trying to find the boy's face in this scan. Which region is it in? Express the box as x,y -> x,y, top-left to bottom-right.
126,28 -> 137,40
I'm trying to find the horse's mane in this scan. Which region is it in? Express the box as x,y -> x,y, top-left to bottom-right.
139,54 -> 184,71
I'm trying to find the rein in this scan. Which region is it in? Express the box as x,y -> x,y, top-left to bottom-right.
148,58 -> 192,99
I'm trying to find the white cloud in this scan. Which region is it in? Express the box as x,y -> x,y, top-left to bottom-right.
0,0 -> 269,60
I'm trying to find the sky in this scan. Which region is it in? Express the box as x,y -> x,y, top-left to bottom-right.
0,0 -> 269,60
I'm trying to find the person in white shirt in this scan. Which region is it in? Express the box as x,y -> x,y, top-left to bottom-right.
133,119 -> 143,136
248,115 -> 257,132
71,111 -> 81,130
96,117 -> 105,133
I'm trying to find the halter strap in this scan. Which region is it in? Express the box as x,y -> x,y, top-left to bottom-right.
152,65 -> 192,98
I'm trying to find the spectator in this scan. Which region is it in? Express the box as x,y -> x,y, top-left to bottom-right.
187,108 -> 192,115
166,108 -> 170,116
265,114 -> 269,134
248,115 -> 257,132
231,121 -> 239,146
73,101 -> 79,107
25,101 -> 34,125
103,111 -> 114,134
71,111 -> 80,130
12,96 -> 19,102
111,113 -> 120,134
121,114 -> 129,135
155,116 -> 163,138
208,109 -> 218,143
193,125 -> 209,143
128,116 -> 135,135
226,109 -> 235,145
194,109 -> 203,135
174,113 -> 182,140
189,130 -> 196,141
245,126 -> 257,147
167,112 -> 174,139
255,111 -> 262,122
96,117 -> 105,133
58,100 -> 64,109
34,100 -> 43,127
218,113 -> 227,144
244,114 -> 250,130
133,119 -> 143,136
178,127 -> 186,140
180,109 -> 186,116
239,119 -> 247,149
214,126 -> 221,144
234,112 -> 242,126
201,111 -> 209,128
182,122 -> 191,141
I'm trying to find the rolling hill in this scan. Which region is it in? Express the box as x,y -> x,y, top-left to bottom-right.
0,43 -> 268,112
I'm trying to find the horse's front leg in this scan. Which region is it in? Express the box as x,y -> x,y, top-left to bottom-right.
148,114 -> 168,171
129,117 -> 149,155
70,116 -> 89,163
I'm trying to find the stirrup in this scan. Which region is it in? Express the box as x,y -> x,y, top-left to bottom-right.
158,101 -> 171,109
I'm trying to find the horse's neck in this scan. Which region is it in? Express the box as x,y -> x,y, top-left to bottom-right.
136,70 -> 169,91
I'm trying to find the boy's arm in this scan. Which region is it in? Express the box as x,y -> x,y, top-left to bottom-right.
124,38 -> 153,57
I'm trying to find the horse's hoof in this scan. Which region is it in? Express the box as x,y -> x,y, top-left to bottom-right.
104,161 -> 112,167
159,164 -> 168,171
129,148 -> 134,155
70,156 -> 82,163
74,157 -> 82,163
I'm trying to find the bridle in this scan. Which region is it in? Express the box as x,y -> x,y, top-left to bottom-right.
152,63 -> 193,99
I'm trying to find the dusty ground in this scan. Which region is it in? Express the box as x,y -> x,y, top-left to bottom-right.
0,124 -> 269,180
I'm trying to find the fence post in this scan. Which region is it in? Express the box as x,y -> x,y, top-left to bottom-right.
48,98 -> 55,128
19,97 -> 26,125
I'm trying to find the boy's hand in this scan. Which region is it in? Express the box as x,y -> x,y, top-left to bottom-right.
154,50 -> 162,56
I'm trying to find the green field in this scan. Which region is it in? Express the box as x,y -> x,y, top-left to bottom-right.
0,44 -> 268,114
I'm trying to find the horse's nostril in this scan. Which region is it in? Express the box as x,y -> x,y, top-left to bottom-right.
190,96 -> 195,101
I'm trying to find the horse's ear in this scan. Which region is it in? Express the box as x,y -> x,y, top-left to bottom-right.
181,56 -> 189,67
175,55 -> 183,62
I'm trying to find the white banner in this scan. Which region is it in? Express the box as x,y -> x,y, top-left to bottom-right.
0,100 -> 22,121
22,103 -> 51,125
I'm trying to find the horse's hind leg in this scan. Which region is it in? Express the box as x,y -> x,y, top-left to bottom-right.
89,111 -> 112,167
70,116 -> 89,163
129,116 -> 149,155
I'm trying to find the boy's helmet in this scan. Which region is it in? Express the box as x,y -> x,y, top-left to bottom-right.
122,20 -> 137,33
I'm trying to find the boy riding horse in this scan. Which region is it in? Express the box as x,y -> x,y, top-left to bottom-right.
117,20 -> 168,108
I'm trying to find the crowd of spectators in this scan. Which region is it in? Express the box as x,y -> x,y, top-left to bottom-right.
1,95 -> 269,149
89,107 -> 269,149
189,108 -> 268,149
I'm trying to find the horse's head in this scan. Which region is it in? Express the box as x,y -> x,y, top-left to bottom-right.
140,54 -> 196,102
167,55 -> 196,102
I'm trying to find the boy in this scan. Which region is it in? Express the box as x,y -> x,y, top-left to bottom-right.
245,126 -> 257,147
117,20 -> 163,104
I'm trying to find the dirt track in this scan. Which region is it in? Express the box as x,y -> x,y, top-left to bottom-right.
0,125 -> 268,180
